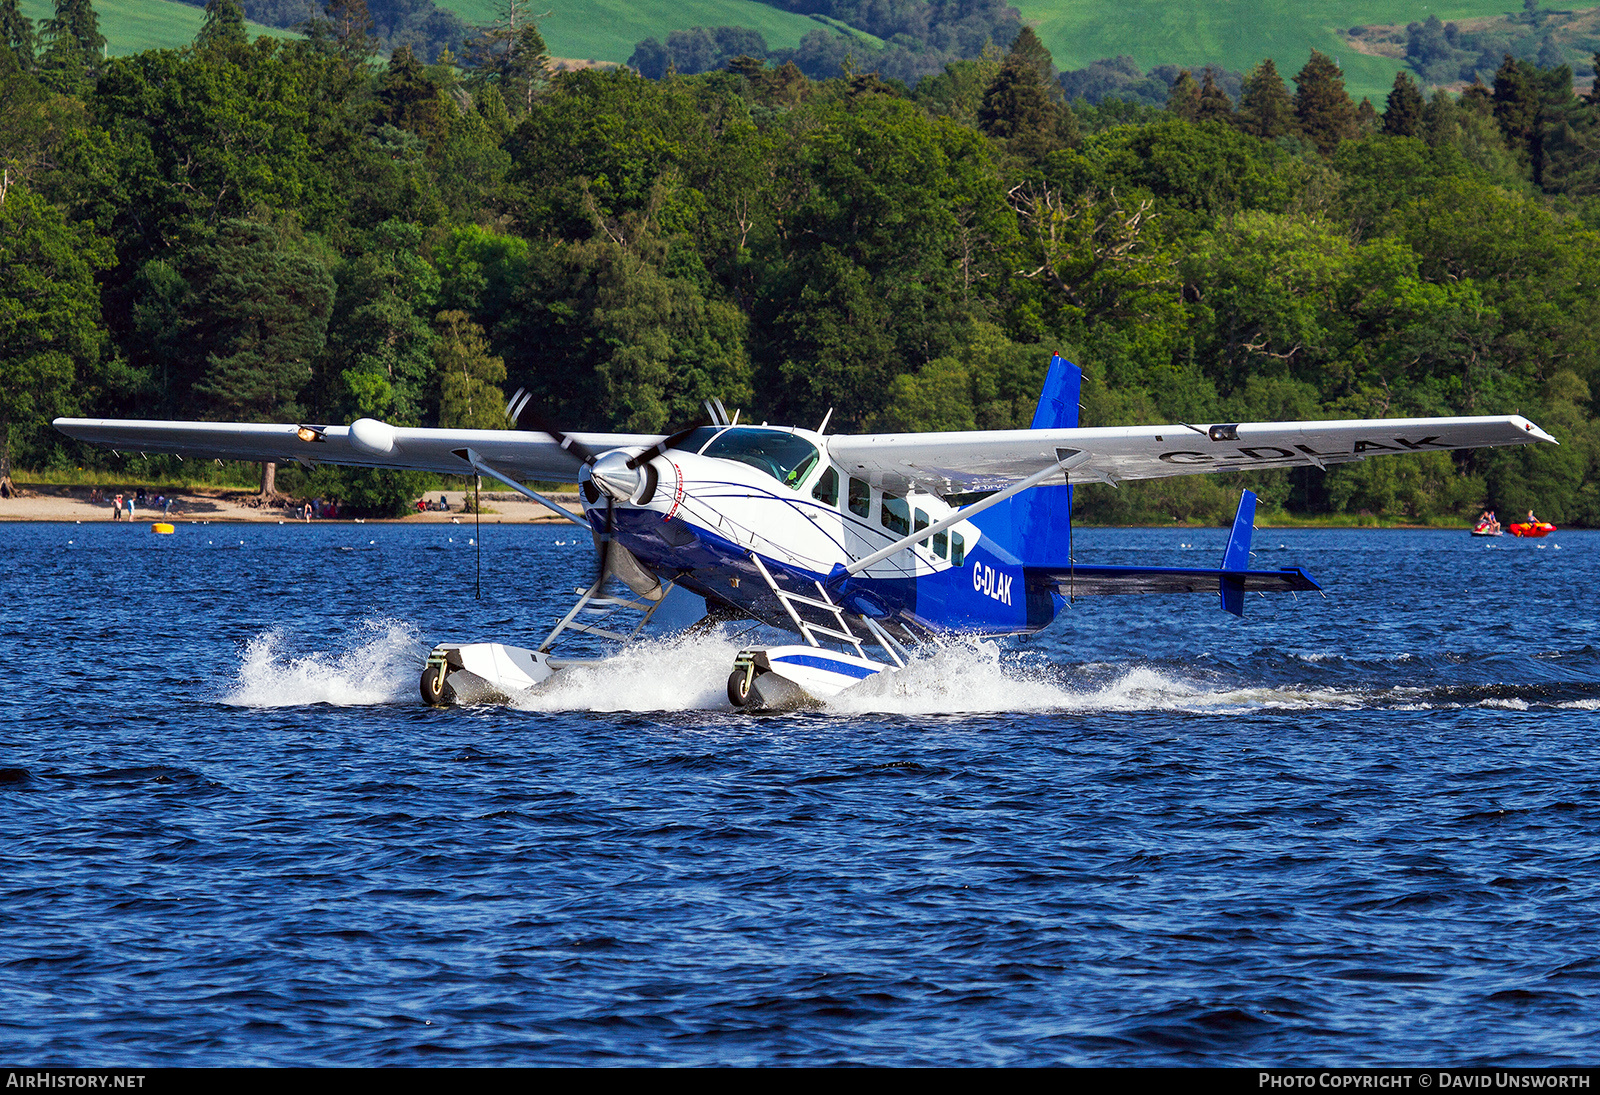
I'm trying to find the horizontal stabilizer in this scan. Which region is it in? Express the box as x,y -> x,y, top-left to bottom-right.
1026,564 -> 1321,599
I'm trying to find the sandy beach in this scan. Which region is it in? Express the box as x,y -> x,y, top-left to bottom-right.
0,485 -> 585,524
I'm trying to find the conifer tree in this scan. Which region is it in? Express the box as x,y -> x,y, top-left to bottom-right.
1197,68 -> 1233,122
1357,96 -> 1378,133
1293,50 -> 1358,154
38,0 -> 102,93
1383,70 -> 1425,137
187,219 -> 334,429
1492,54 -> 1539,154
1460,78 -> 1494,115
1004,26 -> 1057,90
307,0 -> 377,64
44,0 -> 102,55
978,29 -> 1076,159
1419,87 -> 1457,146
0,0 -> 35,66
379,46 -> 446,150
1166,69 -> 1200,121
465,0 -> 549,116
196,0 -> 247,52
1235,59 -> 1294,139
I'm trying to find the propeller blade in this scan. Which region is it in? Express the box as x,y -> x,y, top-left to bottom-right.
625,421 -> 705,471
507,388 -> 601,467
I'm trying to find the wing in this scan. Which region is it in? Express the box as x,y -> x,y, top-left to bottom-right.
51,417 -> 664,481
826,415 -> 1556,495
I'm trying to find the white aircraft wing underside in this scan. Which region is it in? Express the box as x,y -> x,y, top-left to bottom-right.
51,418 -> 663,481
826,415 -> 1556,495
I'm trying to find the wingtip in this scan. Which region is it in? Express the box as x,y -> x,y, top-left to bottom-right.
1517,417 -> 1558,445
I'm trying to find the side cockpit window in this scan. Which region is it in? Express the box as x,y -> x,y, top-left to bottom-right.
812,466 -> 838,506
881,493 -> 909,537
848,476 -> 870,518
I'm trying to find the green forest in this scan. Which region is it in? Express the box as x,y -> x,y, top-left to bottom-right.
4,0 -> 1600,523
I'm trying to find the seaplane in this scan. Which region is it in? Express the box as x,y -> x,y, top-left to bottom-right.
55,355 -> 1556,710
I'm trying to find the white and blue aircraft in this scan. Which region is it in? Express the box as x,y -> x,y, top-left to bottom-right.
55,356 -> 1556,709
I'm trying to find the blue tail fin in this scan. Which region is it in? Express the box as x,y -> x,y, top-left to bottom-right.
1220,490 -> 1257,616
972,353 -> 1080,565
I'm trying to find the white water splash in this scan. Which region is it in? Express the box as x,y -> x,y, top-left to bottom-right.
511,633 -> 748,712
217,621 -> 1551,716
222,618 -> 427,707
503,631 -> 1379,715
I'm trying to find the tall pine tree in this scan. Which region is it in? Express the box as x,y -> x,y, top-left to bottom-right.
0,0 -> 35,66
1166,69 -> 1200,120
1293,50 -> 1358,155
196,0 -> 247,52
1197,68 -> 1233,122
1383,71 -> 1425,137
978,30 -> 1076,159
38,0 -> 103,93
1235,59 -> 1295,139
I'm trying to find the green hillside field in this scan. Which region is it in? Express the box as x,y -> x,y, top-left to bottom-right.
415,1 -> 823,63
18,0 -> 292,55
1017,0 -> 1528,103
13,1 -> 1568,102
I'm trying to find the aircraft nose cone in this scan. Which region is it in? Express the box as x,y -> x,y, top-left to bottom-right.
589,450 -> 642,502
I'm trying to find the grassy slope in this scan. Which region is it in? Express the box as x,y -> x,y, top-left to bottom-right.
15,0 -> 1552,101
434,1 -> 823,63
19,0 -> 293,55
1017,0 -> 1525,103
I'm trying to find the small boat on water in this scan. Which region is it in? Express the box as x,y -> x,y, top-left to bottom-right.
1509,521 -> 1556,538
1471,513 -> 1502,537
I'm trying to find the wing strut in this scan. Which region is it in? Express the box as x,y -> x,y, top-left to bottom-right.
837,450 -> 1090,579
453,447 -> 588,527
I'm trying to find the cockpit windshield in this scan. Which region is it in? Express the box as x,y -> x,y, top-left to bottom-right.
672,426 -> 820,490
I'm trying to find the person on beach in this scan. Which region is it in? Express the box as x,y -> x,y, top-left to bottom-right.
125,495 -> 134,519
112,493 -> 123,520
304,501 -> 312,522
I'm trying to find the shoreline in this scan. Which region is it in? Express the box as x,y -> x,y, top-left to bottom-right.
0,485 -> 584,524
1,484 -> 1569,532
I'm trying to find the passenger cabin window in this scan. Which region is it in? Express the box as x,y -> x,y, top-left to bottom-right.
914,508 -> 929,547
812,466 -> 838,506
933,530 -> 948,559
848,476 -> 870,518
692,427 -> 820,490
881,494 -> 909,537
950,531 -> 965,567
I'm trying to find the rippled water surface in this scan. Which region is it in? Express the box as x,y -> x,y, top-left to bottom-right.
5,520 -> 1599,1065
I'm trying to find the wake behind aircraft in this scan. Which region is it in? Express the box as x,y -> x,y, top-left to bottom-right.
55,356 -> 1556,710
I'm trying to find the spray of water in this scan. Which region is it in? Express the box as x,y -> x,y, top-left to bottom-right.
222,618 -> 427,707
220,620 -> 1575,714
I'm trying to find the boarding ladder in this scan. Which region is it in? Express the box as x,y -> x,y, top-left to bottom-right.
537,579 -> 677,653
747,552 -> 907,669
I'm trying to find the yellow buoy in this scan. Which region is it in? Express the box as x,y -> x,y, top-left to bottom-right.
151,522 -> 175,535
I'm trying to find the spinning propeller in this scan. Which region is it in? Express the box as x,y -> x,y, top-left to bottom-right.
505,389 -> 706,591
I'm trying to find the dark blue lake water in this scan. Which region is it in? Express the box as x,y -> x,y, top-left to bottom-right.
4,519 -> 1598,1066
